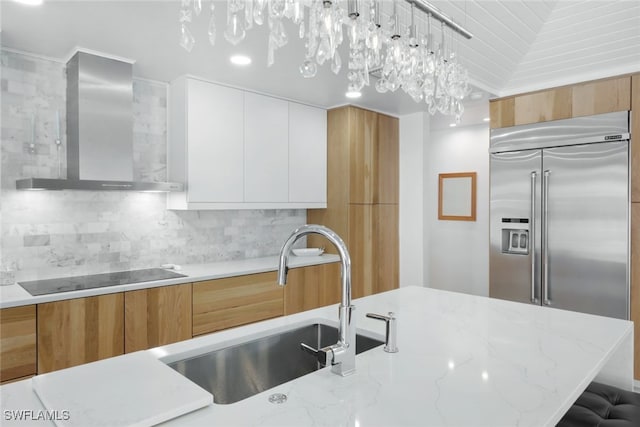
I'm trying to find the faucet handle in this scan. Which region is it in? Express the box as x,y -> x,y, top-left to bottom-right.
300,342 -> 332,366
366,312 -> 399,353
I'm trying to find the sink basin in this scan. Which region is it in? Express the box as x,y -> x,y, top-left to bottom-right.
167,322 -> 384,404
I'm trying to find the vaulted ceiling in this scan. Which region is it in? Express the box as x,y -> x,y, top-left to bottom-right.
1,1 -> 639,117
442,0 -> 640,96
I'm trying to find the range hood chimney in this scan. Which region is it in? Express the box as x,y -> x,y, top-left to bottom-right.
17,50 -> 183,192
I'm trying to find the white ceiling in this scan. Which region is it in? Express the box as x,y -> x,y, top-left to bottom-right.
1,1 -> 639,117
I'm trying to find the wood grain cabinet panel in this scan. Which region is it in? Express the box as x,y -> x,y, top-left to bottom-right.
0,306 -> 36,383
37,294 -> 124,374
631,74 -> 640,203
489,98 -> 515,129
308,108 -> 350,251
632,74 -> 640,379
349,204 -> 376,299
317,263 -> 342,308
310,105 -> 398,300
631,203 -> 640,380
572,77 -> 631,118
349,107 -> 379,204
284,263 -> 341,315
349,204 -> 399,299
376,204 -> 399,294
377,113 -> 400,204
348,108 -> 399,205
124,284 -> 192,353
192,272 -> 283,336
514,87 -> 572,125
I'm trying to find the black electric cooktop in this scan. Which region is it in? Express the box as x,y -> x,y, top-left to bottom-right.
18,268 -> 187,296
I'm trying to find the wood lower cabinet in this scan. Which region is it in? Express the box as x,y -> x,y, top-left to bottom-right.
0,305 -> 36,383
37,294 -> 124,374
284,263 -> 341,315
192,272 -> 283,336
5,266 -> 340,377
124,284 -> 192,353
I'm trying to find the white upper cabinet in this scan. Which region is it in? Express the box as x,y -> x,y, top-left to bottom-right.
168,77 -> 327,210
289,102 -> 327,203
187,79 -> 244,203
244,92 -> 289,203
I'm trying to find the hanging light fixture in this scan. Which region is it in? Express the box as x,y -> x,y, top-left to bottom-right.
178,0 -> 473,121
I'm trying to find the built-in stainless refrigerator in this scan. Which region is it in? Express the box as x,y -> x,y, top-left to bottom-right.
489,111 -> 630,320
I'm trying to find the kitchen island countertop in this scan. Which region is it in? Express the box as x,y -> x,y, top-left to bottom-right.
0,286 -> 633,427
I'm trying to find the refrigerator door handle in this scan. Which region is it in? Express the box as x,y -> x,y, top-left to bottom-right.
542,170 -> 551,306
530,171 -> 538,303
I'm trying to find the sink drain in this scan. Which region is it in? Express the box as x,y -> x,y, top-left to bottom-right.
268,393 -> 287,404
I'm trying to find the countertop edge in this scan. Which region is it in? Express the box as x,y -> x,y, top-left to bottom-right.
0,254 -> 340,309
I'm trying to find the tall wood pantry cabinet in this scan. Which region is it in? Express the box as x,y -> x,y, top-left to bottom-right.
308,106 -> 399,299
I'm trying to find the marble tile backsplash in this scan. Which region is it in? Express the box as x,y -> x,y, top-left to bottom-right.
0,50 -> 306,281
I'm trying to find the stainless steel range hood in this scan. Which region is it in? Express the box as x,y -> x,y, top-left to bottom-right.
16,50 -> 183,192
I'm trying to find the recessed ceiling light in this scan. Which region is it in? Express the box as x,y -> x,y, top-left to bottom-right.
483,117 -> 490,122
230,55 -> 251,66
449,123 -> 457,128
470,92 -> 484,101
12,0 -> 43,5
345,90 -> 362,99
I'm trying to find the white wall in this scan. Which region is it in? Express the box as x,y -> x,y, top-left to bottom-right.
400,105 -> 491,296
423,123 -> 490,296
398,112 -> 426,287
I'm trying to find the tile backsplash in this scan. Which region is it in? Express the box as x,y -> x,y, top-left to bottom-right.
0,50 -> 306,281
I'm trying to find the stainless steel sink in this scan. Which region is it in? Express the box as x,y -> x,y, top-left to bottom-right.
167,322 -> 384,404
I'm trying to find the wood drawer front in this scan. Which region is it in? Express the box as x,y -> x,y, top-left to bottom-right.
0,306 -> 36,383
125,283 -> 193,353
193,272 -> 283,336
37,294 -> 124,374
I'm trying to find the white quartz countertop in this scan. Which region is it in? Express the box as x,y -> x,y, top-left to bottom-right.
0,286 -> 633,427
0,254 -> 339,309
31,352 -> 212,427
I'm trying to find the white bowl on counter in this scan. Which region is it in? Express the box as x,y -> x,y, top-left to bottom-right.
292,248 -> 324,257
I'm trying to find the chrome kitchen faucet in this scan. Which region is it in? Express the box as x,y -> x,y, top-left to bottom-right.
277,224 -> 356,377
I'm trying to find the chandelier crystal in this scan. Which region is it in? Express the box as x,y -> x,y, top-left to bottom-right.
178,0 -> 473,121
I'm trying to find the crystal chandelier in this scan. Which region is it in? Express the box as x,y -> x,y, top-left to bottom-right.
178,0 -> 473,121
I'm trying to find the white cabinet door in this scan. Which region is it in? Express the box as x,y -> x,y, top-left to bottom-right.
187,79 -> 244,203
288,102 -> 327,203
243,92 -> 289,202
